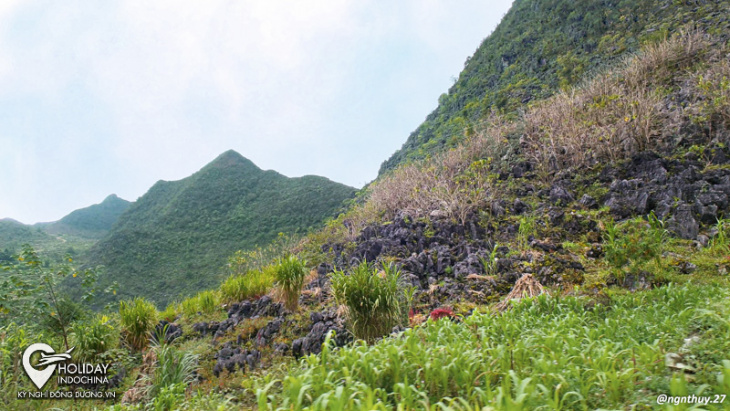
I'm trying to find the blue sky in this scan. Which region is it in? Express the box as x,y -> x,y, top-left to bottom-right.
0,0 -> 513,224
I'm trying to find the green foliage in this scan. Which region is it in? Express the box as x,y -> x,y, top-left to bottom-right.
43,194 -> 132,239
144,343 -> 198,403
0,322 -> 34,405
517,215 -> 536,250
330,261 -> 413,343
479,243 -> 500,276
604,212 -> 667,272
220,268 -> 274,304
119,297 -> 158,351
272,255 -> 308,311
181,290 -> 219,317
70,314 -> 117,362
709,218 -> 730,255
258,284 -> 730,410
0,245 -> 108,350
87,150 -> 355,307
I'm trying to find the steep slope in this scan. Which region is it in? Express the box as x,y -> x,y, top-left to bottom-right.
87,150 -> 356,306
39,194 -> 131,239
379,0 -> 730,174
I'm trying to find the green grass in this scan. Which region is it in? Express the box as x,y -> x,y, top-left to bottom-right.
330,261 -> 413,343
181,290 -> 220,317
272,255 -> 308,311
220,268 -> 275,304
257,283 -> 730,410
143,343 -> 198,404
70,314 -> 117,362
119,297 -> 158,351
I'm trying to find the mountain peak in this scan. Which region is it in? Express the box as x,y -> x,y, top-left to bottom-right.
102,194 -> 128,204
206,150 -> 260,172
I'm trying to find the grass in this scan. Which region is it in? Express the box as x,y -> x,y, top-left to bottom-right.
603,212 -> 667,276
220,268 -> 275,304
257,283 -> 730,410
181,290 -> 220,317
272,255 -> 308,311
330,261 -> 413,343
70,314 -> 117,361
119,297 -> 158,351
143,343 -> 198,402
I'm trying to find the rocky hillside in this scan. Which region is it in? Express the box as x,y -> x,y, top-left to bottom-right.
105,32 -> 730,410
379,0 -> 730,174
3,3 -> 730,410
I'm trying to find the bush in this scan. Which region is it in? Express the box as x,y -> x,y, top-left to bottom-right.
119,297 -> 158,351
272,255 -> 308,311
70,314 -> 117,361
331,261 -> 413,343
220,269 -> 274,304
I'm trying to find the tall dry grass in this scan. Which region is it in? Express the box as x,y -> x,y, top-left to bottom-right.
523,31 -> 710,173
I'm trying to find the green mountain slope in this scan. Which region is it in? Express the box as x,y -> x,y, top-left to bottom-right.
379,0 -> 730,174
39,194 -> 131,239
86,150 -> 356,306
0,218 -> 59,260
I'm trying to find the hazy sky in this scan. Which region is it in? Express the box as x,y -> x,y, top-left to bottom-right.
0,0 -> 513,224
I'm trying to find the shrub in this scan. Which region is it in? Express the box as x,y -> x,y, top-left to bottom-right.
272,255 -> 308,311
119,297 -> 158,351
220,269 -> 274,304
70,314 -> 117,361
330,261 -> 413,343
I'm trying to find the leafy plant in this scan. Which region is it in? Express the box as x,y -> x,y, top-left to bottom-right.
70,314 -> 117,361
119,297 -> 158,351
518,216 -> 536,250
272,255 -> 308,311
603,212 -> 667,272
709,218 -> 730,254
479,243 -> 500,276
331,261 -> 413,343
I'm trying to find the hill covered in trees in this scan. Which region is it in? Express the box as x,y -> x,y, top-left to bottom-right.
85,150 -> 356,306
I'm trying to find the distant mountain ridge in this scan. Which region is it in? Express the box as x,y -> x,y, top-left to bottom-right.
86,150 -> 356,306
37,194 -> 131,239
0,195 -> 131,262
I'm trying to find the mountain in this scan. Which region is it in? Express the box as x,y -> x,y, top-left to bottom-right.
86,150 -> 356,306
0,218 -> 58,260
378,0 -> 730,174
38,194 -> 131,239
